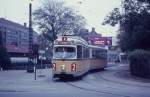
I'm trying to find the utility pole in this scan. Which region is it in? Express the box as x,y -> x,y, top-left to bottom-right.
29,2 -> 33,56
0,30 -> 3,70
27,0 -> 34,73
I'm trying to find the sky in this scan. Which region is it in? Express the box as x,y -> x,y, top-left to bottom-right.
0,0 -> 121,37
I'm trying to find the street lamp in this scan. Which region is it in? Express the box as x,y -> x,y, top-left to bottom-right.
29,0 -> 33,53
27,0 -> 34,73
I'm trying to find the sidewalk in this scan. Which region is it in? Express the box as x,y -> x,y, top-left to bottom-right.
0,69 -> 53,92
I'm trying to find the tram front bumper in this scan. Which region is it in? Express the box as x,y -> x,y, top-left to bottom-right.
53,73 -> 74,78
52,71 -> 80,78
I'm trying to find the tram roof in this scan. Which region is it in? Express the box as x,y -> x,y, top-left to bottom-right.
88,45 -> 108,50
55,35 -> 108,50
55,35 -> 88,45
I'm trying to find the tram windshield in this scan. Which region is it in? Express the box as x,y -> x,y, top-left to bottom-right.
53,46 -> 76,59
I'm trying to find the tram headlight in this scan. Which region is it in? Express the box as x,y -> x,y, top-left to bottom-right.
61,65 -> 65,70
71,63 -> 76,71
52,63 -> 56,70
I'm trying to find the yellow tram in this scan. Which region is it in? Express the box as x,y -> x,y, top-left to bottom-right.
52,36 -> 107,79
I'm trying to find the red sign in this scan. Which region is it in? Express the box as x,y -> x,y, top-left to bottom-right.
89,37 -> 112,46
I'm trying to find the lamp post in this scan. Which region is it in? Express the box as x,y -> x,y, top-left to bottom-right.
29,0 -> 33,54
27,0 -> 34,73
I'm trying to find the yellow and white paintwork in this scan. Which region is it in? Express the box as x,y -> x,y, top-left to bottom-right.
52,59 -> 107,78
52,36 -> 107,78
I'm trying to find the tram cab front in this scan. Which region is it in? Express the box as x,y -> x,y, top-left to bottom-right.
52,36 -> 88,78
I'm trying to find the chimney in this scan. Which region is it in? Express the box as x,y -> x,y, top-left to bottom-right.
92,27 -> 95,32
24,23 -> 27,27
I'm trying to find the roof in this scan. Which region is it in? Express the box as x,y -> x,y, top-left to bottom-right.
0,18 -> 28,30
88,45 -> 108,50
55,35 -> 108,50
55,35 -> 89,46
0,18 -> 39,35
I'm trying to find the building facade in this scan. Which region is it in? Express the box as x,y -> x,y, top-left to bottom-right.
0,18 -> 38,57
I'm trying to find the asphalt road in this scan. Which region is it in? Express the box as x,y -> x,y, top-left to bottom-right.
0,63 -> 150,97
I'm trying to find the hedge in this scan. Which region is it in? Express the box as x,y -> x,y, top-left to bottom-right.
129,49 -> 150,78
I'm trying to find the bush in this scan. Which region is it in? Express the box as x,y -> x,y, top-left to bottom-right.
129,49 -> 150,78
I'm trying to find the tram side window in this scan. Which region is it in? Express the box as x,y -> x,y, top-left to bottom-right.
92,49 -> 107,59
99,50 -> 107,59
92,50 -> 96,58
77,45 -> 82,58
83,47 -> 90,58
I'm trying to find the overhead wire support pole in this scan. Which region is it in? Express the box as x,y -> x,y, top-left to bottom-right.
27,0 -> 34,73
29,2 -> 33,55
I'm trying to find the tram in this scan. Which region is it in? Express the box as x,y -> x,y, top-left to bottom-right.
52,36 -> 107,79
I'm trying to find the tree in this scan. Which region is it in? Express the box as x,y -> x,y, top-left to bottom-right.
103,8 -> 121,26
138,0 -> 150,3
33,0 -> 86,42
103,0 -> 150,52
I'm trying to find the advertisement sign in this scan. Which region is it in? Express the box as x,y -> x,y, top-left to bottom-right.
89,37 -> 112,46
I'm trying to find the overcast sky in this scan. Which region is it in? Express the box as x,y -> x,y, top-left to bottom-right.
0,0 -> 121,37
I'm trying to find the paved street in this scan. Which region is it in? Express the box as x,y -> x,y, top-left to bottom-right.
0,63 -> 150,97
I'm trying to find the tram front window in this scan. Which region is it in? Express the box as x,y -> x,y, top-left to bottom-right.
53,46 -> 76,59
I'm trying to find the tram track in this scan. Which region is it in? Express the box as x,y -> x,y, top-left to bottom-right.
65,81 -> 131,97
96,71 -> 150,88
51,64 -> 150,97
63,64 -> 149,97
63,72 -> 131,97
93,64 -> 150,89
